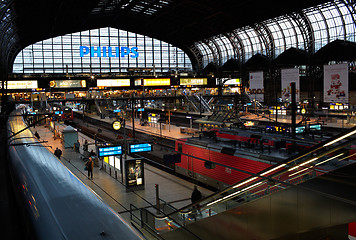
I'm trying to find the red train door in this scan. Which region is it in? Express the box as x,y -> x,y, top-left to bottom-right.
187,152 -> 196,179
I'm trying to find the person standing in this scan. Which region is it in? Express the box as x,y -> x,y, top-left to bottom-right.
54,147 -> 62,159
86,157 -> 94,179
74,140 -> 80,153
191,185 -> 202,213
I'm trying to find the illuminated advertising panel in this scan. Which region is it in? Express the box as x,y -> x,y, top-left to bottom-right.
141,78 -> 170,86
249,71 -> 264,102
0,80 -> 38,89
50,80 -> 86,88
125,159 -> 144,187
180,78 -> 207,85
97,79 -> 130,87
281,68 -> 300,102
324,63 -> 348,103
223,78 -> 241,85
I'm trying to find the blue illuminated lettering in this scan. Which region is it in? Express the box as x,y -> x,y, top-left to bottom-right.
102,47 -> 107,57
130,47 -> 139,58
80,46 -> 90,57
91,46 -> 101,57
80,46 -> 139,58
115,47 -> 120,57
121,47 -> 130,57
108,47 -> 115,57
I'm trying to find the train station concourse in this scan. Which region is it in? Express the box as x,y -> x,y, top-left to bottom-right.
2,1 -> 356,239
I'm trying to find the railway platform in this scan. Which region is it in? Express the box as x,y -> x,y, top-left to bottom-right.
28,122 -> 213,225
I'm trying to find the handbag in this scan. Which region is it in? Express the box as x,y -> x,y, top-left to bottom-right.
84,166 -> 88,171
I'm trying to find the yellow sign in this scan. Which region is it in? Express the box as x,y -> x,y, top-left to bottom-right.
97,79 -> 130,87
0,80 -> 38,89
180,78 -> 207,85
143,78 -> 170,86
112,120 -> 121,130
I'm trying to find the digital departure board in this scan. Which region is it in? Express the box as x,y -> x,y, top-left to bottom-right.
129,143 -> 152,153
98,145 -> 122,157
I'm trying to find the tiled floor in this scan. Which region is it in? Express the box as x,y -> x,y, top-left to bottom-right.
30,122 -> 212,223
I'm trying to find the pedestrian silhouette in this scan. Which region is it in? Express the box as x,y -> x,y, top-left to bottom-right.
34,131 -> 40,140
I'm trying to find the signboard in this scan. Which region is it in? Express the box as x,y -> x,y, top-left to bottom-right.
180,78 -> 207,86
324,63 -> 348,103
98,145 -> 122,157
137,78 -> 170,86
125,159 -> 144,187
97,79 -> 130,87
309,124 -> 321,131
249,71 -> 264,102
0,80 -> 38,89
223,78 -> 241,85
148,113 -> 159,123
295,126 -> 306,134
137,108 -> 144,112
281,68 -> 300,102
80,46 -> 139,58
129,143 -> 152,153
50,80 -> 86,88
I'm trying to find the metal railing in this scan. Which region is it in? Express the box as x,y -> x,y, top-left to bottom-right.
130,126 -> 356,236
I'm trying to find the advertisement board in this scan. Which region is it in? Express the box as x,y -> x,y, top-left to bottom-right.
223,78 -> 241,85
50,80 -> 86,88
324,63 -> 348,103
249,71 -> 264,102
0,80 -> 38,89
180,78 -> 207,86
136,78 -> 170,86
125,159 -> 144,188
97,79 -> 130,87
281,68 -> 300,102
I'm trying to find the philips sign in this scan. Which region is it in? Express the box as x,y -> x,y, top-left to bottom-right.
80,46 -> 139,58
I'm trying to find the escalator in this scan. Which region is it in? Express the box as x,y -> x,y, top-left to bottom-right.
130,127 -> 356,239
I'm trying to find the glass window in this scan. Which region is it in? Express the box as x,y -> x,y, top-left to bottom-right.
13,27 -> 192,73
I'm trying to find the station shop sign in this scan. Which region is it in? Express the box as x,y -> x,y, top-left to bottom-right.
97,79 -> 130,87
217,78 -> 241,85
80,46 -> 139,58
329,103 -> 349,110
180,78 -> 207,86
0,80 -> 38,89
135,78 -> 170,86
50,80 -> 86,88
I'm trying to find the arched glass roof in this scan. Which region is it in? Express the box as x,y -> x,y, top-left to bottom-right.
194,0 -> 356,67
12,27 -> 192,74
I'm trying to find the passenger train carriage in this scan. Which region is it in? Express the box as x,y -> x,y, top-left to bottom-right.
174,127 -> 329,190
7,109 -> 142,240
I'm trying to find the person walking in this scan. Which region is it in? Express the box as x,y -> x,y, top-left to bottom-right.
85,157 -> 94,179
54,147 -> 62,159
34,131 -> 40,140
